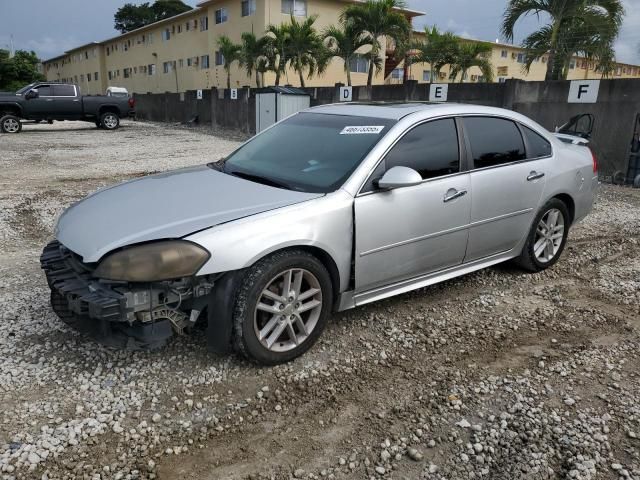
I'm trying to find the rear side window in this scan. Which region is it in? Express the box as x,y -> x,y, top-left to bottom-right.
385,118 -> 460,180
464,117 -> 526,169
53,85 -> 76,96
522,125 -> 552,158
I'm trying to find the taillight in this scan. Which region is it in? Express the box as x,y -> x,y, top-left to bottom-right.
128,97 -> 135,108
590,147 -> 598,174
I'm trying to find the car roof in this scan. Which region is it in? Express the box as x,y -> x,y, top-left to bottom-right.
306,102 -> 523,121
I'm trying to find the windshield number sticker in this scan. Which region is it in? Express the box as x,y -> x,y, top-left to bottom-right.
340,126 -> 385,135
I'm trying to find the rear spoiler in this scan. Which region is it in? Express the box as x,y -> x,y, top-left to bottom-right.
553,133 -> 590,146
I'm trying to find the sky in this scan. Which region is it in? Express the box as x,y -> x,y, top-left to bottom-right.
1,0 -> 639,64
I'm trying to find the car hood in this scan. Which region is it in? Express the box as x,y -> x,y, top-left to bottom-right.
56,165 -> 323,262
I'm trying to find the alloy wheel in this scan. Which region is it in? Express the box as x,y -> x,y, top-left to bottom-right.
534,208 -> 565,263
103,114 -> 118,129
3,118 -> 20,133
253,268 -> 323,353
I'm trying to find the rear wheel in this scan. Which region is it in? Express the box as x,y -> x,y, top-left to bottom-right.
100,112 -> 120,130
232,250 -> 333,365
0,115 -> 22,134
515,198 -> 570,272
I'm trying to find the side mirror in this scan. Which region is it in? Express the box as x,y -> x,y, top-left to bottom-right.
25,90 -> 38,99
376,166 -> 422,190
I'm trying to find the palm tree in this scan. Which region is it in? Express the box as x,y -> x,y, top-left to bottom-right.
502,0 -> 624,81
217,35 -> 242,89
324,22 -> 371,86
449,42 -> 494,83
240,32 -> 270,88
285,15 -> 329,88
265,24 -> 289,86
341,0 -> 411,88
413,26 -> 459,83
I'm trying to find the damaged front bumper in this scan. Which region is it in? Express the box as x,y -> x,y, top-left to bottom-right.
40,240 -> 214,349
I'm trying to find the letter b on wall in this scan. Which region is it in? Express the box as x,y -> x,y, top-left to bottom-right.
568,80 -> 600,103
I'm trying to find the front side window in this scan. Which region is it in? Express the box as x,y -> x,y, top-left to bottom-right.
222,113 -> 395,193
215,9 -> 226,24
33,85 -> 52,96
464,117 -> 526,169
384,119 -> 460,180
522,126 -> 552,158
281,0 -> 306,16
53,85 -> 75,96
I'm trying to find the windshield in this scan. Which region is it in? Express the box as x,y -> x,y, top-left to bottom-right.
16,83 -> 36,94
222,112 -> 395,193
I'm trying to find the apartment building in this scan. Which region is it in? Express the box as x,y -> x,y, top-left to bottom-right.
43,0 -> 640,94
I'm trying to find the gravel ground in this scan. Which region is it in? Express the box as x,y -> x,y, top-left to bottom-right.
0,120 -> 639,480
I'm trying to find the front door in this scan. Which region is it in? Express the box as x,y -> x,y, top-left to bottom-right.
22,84 -> 54,117
462,116 -> 549,262
354,118 -> 471,293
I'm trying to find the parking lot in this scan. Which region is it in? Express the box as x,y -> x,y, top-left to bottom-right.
1,120 -> 639,480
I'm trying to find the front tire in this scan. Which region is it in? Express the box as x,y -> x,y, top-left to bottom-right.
100,112 -> 120,130
232,250 -> 333,365
0,115 -> 22,134
515,198 -> 570,272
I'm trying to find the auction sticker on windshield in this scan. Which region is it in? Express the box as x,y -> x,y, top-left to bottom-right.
340,126 -> 385,135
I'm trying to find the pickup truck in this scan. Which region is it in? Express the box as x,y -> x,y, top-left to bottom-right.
0,82 -> 135,133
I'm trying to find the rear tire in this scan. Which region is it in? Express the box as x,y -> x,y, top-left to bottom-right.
515,198 -> 570,272
100,112 -> 120,130
0,115 -> 22,134
232,250 -> 333,365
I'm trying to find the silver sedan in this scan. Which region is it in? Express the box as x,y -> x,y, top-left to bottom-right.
41,103 -> 598,364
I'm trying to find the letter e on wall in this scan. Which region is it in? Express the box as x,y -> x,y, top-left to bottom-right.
568,80 -> 600,103
429,84 -> 448,102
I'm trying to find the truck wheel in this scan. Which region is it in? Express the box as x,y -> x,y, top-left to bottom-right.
232,250 -> 333,365
0,115 -> 22,134
100,112 -> 120,130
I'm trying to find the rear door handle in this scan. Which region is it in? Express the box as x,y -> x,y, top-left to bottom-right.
527,171 -> 545,181
443,189 -> 467,203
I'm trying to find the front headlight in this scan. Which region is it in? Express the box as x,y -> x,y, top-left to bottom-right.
93,241 -> 210,282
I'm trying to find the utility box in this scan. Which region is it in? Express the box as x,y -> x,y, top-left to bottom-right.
255,86 -> 310,133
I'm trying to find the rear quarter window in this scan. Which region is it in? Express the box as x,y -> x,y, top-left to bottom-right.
522,125 -> 552,158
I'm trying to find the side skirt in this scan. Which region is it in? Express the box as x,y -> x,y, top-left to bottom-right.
336,249 -> 517,312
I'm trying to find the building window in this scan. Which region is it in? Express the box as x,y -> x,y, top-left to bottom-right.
124,68 -> 131,78
178,59 -> 184,68
422,70 -> 431,82
497,66 -> 508,76
148,64 -> 156,75
281,0 -> 306,16
215,51 -> 224,66
162,28 -> 171,41
391,68 -> 404,79
201,55 -> 210,69
177,24 -> 182,33
163,62 -> 172,74
108,71 -> 112,80
348,55 -> 369,73
148,33 -> 154,44
202,15 -> 210,29
94,72 -> 99,80
87,72 -> 91,82
516,53 -> 526,64
569,59 -> 576,69
214,9 -> 227,24
80,74 -> 85,81
241,0 -> 256,16
187,57 -> 193,67
501,49 -> 507,58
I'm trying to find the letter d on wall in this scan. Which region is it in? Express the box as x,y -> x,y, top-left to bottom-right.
429,84 -> 448,102
568,80 -> 600,103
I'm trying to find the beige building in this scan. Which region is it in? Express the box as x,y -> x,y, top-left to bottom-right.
43,0 -> 640,94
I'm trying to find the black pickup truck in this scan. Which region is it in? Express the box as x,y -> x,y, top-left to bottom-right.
0,82 -> 135,133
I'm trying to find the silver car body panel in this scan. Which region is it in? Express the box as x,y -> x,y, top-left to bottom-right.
54,102 -> 597,313
56,165 -> 322,262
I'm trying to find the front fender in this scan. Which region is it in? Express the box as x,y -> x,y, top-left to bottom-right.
186,191 -> 354,293
0,102 -> 23,116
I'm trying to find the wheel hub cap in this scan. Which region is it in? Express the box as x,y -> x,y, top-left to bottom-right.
534,208 -> 565,263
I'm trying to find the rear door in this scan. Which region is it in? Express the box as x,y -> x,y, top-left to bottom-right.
51,84 -> 82,118
463,116 -> 550,262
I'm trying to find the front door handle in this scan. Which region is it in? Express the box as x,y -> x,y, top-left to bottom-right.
443,189 -> 467,203
527,171 -> 545,181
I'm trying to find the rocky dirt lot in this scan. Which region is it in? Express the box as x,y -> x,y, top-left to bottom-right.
0,120 -> 639,480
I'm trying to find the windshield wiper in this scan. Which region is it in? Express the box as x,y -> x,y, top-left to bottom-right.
227,170 -> 292,190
